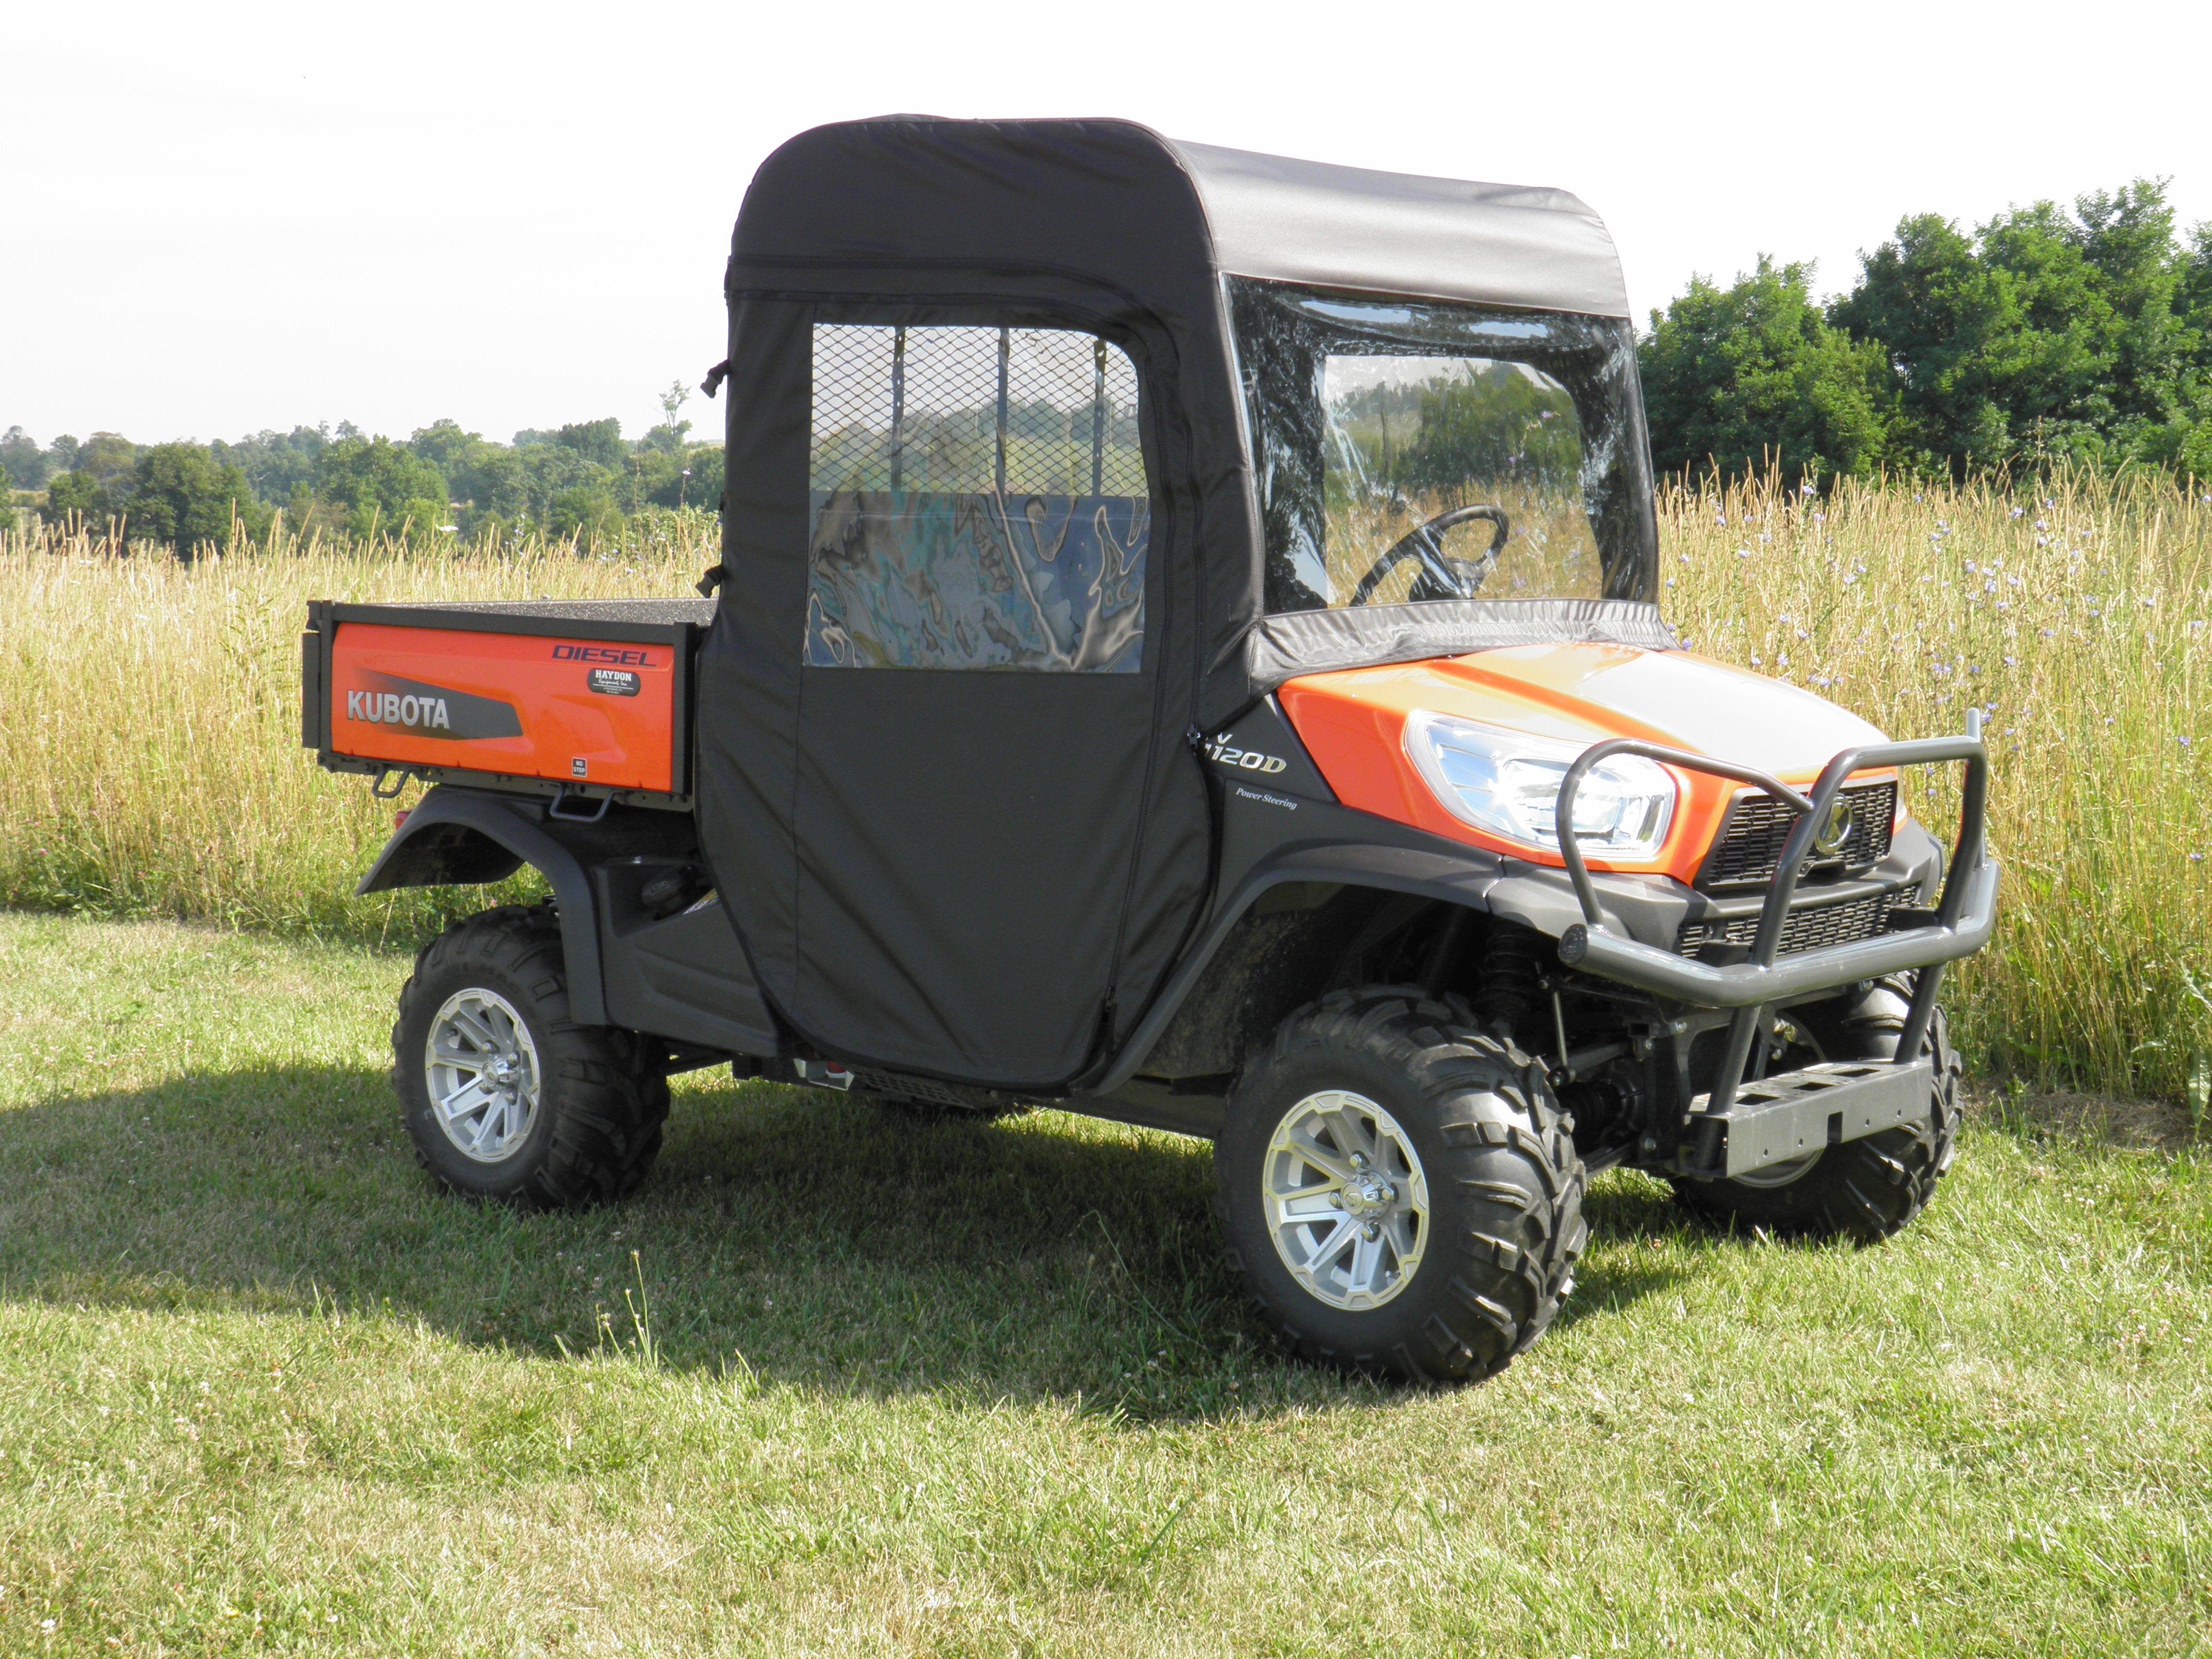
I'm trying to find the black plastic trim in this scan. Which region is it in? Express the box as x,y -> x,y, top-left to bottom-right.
323,599 -> 713,645
1200,693 -> 1336,802
355,786 -> 610,1026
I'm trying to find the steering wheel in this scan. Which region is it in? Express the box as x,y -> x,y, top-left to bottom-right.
1347,504 -> 1510,605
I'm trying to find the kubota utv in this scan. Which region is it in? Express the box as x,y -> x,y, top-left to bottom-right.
301,118 -> 1998,1384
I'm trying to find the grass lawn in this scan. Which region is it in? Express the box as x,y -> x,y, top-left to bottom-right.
0,913 -> 2206,1656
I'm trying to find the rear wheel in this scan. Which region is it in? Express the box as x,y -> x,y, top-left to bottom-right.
394,904 -> 670,1209
1670,976 -> 1961,1242
1216,986 -> 1586,1385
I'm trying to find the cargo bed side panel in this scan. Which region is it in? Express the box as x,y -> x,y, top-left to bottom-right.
329,623 -> 678,791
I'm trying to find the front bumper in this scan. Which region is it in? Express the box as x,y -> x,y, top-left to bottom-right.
1558,853 -> 1997,1009
1552,730 -> 1993,1138
1552,730 -> 1995,1014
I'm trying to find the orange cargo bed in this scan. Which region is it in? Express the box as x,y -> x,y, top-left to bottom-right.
302,599 -> 715,808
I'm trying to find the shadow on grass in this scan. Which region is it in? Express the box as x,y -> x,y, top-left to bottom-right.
0,1062 -> 1700,1414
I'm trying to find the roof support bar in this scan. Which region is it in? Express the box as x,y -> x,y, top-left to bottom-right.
994,327 -> 1010,497
1091,337 -> 1107,496
889,325 -> 906,490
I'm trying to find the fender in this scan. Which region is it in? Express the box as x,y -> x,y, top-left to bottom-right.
1077,780 -> 1688,1098
356,785 -> 610,1026
1083,793 -> 1946,1100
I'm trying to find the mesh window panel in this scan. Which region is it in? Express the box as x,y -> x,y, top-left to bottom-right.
805,324 -> 1148,670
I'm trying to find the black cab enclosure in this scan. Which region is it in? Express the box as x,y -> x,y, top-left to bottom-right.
695,117 -> 1670,1095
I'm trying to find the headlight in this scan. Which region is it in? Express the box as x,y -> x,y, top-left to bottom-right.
1403,709 -> 1677,860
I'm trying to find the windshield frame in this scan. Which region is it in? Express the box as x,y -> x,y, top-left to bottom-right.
1227,278 -> 1659,616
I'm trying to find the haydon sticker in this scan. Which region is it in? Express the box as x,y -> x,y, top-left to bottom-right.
340,672 -> 523,740
588,668 -> 642,696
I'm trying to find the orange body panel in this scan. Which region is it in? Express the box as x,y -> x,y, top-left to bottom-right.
1278,643 -> 1895,884
329,622 -> 678,791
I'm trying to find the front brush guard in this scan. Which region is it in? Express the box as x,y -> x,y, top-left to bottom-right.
1551,727 -> 1995,1126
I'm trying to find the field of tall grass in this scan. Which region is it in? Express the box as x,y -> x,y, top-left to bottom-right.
4,474 -> 2210,1101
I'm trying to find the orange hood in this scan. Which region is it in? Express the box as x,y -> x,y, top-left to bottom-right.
1277,643 -> 1890,882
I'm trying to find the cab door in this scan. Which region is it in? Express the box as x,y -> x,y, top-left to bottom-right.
699,311 -> 1203,1089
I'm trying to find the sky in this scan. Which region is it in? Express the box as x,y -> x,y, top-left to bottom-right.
3,0 -> 2206,449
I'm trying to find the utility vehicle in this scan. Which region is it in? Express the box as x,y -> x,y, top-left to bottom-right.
301,118 -> 1998,1384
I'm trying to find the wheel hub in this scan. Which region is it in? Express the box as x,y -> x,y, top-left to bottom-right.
1260,1089 -> 1429,1311
424,987 -> 542,1164
1339,1166 -> 1396,1219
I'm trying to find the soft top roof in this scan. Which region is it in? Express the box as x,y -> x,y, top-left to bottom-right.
1166,139 -> 1629,319
733,116 -> 1629,320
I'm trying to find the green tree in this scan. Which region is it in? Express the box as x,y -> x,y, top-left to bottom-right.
2071,183 -> 2190,434
211,426 -> 326,506
548,483 -> 622,543
1640,258 -> 1896,481
74,432 -> 138,497
516,443 -> 615,521
315,436 -> 450,540
1384,366 -> 1583,496
463,447 -> 530,519
2179,223 -> 2212,341
39,468 -> 111,526
642,443 -> 723,511
1830,181 -> 2205,475
120,444 -> 273,553
646,381 -> 692,454
1,427 -> 49,490
406,418 -> 479,479
36,432 -> 136,527
554,418 -> 625,469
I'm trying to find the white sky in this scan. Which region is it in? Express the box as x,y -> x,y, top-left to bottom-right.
4,0 -> 2205,449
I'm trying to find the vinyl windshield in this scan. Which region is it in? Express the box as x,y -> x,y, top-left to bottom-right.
1229,279 -> 1657,615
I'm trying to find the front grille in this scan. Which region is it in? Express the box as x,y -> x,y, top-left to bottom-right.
1676,892 -> 1892,958
1702,780 -> 1896,887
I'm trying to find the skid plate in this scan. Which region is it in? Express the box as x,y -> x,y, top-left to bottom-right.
1688,1058 -> 1933,1178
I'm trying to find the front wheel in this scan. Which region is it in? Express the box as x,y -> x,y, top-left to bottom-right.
1216,987 -> 1587,1385
394,904 -> 670,1209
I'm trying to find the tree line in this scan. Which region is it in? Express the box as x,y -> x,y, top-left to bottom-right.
1,382 -> 725,550
1639,178 -> 2212,483
9,175 -> 2210,552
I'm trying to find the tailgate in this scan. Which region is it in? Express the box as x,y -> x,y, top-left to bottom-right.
302,600 -> 711,799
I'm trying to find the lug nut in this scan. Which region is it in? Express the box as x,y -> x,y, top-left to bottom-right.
1360,1223 -> 1380,1242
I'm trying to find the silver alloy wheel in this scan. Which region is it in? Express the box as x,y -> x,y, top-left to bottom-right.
1261,1089 -> 1430,1310
424,987 -> 543,1164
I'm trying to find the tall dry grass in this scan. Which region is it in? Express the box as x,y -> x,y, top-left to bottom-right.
1661,469 -> 2212,1099
0,518 -> 712,941
4,476 -> 2210,1097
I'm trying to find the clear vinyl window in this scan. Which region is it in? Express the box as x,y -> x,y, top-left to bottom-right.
1229,280 -> 1656,614
805,323 -> 1149,671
